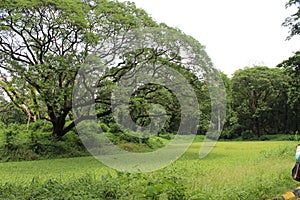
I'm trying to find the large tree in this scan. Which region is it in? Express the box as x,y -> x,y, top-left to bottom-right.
0,0 -> 217,139
73,26 -> 218,138
231,66 -> 289,139
0,0 -> 156,138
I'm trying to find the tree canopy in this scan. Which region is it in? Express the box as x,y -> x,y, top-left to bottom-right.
0,0 -> 298,143
0,0 -> 217,139
283,0 -> 300,40
230,66 -> 292,139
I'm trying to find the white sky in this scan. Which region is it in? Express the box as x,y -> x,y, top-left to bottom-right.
118,0 -> 300,76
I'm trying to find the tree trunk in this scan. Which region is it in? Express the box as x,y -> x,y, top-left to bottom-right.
217,109 -> 221,132
255,117 -> 261,140
296,107 -> 299,133
52,123 -> 63,139
51,115 -> 67,139
51,114 -> 77,140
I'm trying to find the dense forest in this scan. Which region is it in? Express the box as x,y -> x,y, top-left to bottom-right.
0,0 -> 299,162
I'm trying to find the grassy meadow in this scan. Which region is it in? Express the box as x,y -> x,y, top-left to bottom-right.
0,139 -> 299,199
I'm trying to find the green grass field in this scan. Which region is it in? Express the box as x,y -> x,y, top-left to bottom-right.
0,140 -> 298,199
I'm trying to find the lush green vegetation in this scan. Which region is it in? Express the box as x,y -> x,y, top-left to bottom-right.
0,0 -> 299,199
0,140 -> 297,199
0,0 -> 298,141
0,0 -> 215,139
0,121 -> 179,162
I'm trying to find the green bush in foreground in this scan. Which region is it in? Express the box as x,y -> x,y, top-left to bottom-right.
0,167 -> 294,200
0,173 -> 187,200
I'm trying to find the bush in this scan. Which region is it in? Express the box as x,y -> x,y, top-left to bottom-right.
29,120 -> 52,133
0,122 -> 89,162
4,129 -> 18,151
0,120 -> 177,162
159,133 -> 174,140
99,123 -> 110,132
0,172 -> 188,199
1,145 -> 39,162
109,122 -> 122,134
241,130 -> 254,140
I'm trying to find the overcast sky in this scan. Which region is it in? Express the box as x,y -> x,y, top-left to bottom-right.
118,0 -> 300,76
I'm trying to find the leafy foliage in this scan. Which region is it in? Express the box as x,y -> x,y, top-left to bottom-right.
0,0 -> 215,140
0,121 -> 88,161
283,0 -> 300,40
0,0 -> 158,138
223,66 -> 296,139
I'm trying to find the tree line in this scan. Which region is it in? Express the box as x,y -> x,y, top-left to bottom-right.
222,65 -> 299,140
0,0 -> 299,141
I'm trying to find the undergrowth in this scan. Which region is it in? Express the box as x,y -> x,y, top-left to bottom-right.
0,172 -> 187,200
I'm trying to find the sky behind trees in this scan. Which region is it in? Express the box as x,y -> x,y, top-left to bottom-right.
119,0 -> 300,76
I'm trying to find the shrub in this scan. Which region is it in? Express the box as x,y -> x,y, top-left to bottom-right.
241,130 -> 254,140
99,123 -> 110,133
0,172 -> 188,199
0,121 -> 89,161
159,133 -> 174,140
109,122 -> 122,134
4,129 -> 18,152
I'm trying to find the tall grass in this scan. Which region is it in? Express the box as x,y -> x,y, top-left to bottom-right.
0,140 -> 298,199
